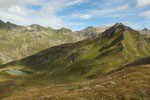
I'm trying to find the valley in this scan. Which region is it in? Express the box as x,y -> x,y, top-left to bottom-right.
0,0 -> 150,99
0,57 -> 150,100
0,22 -> 150,99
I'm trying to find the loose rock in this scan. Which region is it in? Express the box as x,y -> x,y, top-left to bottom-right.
109,81 -> 116,85
95,85 -> 106,88
80,86 -> 91,91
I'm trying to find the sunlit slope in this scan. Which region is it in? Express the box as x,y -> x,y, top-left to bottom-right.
0,24 -> 76,64
0,20 -> 108,65
3,57 -> 150,100
1,23 -> 150,80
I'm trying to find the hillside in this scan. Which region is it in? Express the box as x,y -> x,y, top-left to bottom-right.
0,20 -> 107,64
1,50 -> 150,100
1,23 -> 150,99
1,23 -> 150,80
143,34 -> 150,43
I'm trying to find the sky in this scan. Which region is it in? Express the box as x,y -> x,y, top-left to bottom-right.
0,0 -> 150,31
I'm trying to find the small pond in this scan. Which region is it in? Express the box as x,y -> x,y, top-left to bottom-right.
5,70 -> 31,75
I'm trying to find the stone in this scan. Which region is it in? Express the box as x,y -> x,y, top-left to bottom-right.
80,86 -> 91,91
10,84 -> 16,88
109,81 -> 116,85
17,88 -> 25,92
121,76 -> 127,79
95,85 -> 106,88
47,95 -> 52,98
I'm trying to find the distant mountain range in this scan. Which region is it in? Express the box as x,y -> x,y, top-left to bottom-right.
2,23 -> 150,80
139,28 -> 150,34
0,20 -> 150,65
1,21 -> 150,99
0,20 -> 108,64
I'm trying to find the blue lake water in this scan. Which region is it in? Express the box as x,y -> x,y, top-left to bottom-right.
5,70 -> 28,75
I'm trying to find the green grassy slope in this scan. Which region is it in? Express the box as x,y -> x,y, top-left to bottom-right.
0,20 -> 107,65
1,49 -> 150,100
0,24 -> 76,64
1,23 -> 150,81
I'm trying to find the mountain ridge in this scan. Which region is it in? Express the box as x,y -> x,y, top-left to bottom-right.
1,23 -> 150,80
0,19 -> 108,64
1,23 -> 150,99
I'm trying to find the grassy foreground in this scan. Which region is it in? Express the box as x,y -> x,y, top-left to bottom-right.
0,58 -> 150,100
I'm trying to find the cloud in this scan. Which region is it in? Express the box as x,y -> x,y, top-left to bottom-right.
0,0 -> 44,7
132,24 -> 140,29
70,13 -> 93,19
0,0 -> 88,28
66,0 -> 133,20
105,24 -> 113,27
117,4 -> 129,11
122,21 -> 141,29
140,10 -> 150,19
136,0 -> 150,7
68,6 -> 131,20
65,0 -> 89,6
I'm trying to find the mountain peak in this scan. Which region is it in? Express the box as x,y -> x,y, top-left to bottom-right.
0,20 -> 22,29
140,28 -> 150,34
6,21 -> 11,24
58,27 -> 72,33
0,20 -> 4,23
115,22 -> 124,26
113,23 -> 126,29
101,23 -> 128,38
30,24 -> 43,28
143,28 -> 149,31
110,23 -> 128,30
82,26 -> 96,32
